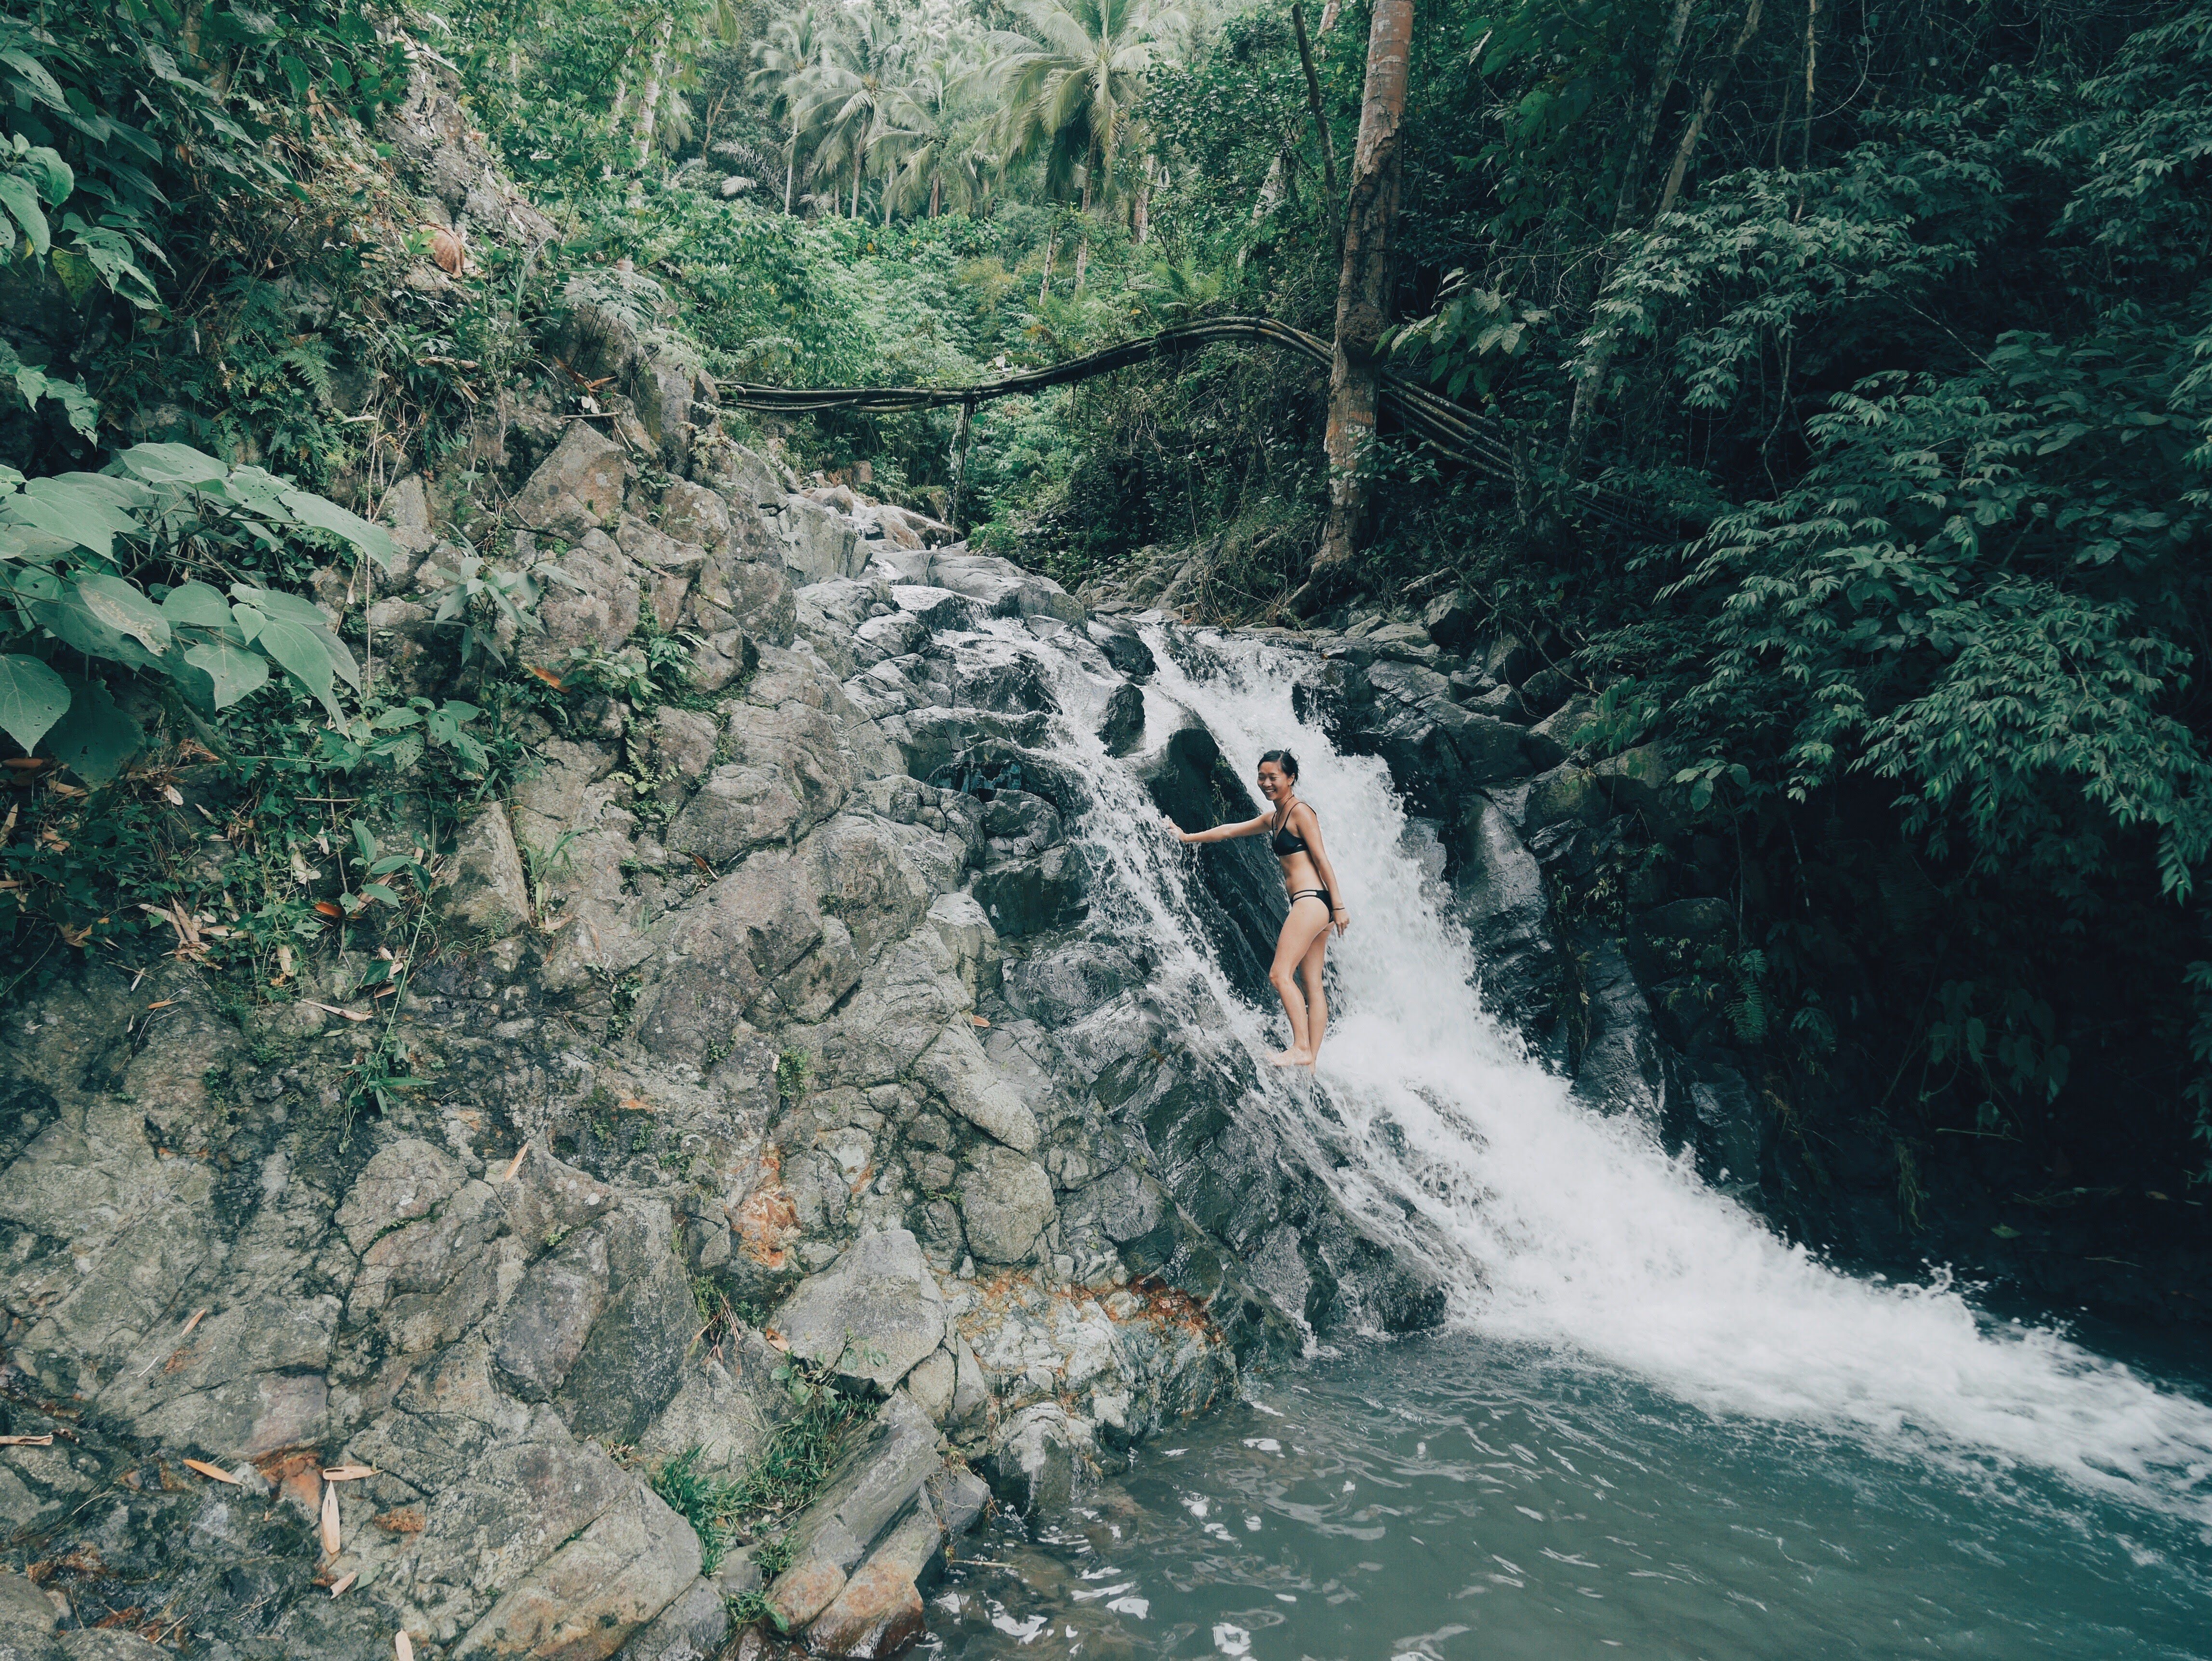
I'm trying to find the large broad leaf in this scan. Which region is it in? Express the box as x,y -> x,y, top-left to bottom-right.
111,442 -> 227,487
280,484 -> 395,569
161,580 -> 234,628
0,655 -> 68,753
254,615 -> 342,723
75,574 -> 171,653
0,49 -> 70,112
0,174 -> 51,258
182,636 -> 270,710
29,589 -> 161,672
234,583 -> 359,688
45,674 -> 143,785
2,482 -> 118,557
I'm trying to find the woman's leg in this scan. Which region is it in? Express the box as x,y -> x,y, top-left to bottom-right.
1297,924 -> 1330,1062
1267,896 -> 1333,1065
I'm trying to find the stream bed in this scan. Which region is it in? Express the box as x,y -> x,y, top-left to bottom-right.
925,1329 -> 2212,1659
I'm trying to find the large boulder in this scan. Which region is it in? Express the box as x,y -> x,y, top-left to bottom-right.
957,1146 -> 1056,1265
511,423 -> 625,540
1449,798 -> 1562,1040
772,1229 -> 947,1390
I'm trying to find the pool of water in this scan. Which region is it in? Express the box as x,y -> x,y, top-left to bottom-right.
924,1331 -> 2212,1660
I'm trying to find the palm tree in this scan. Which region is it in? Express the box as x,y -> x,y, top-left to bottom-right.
749,2 -> 836,211
880,49 -> 992,220
991,0 -> 1186,288
800,5 -> 907,219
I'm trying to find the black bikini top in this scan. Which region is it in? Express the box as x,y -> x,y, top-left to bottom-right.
1270,804 -> 1310,857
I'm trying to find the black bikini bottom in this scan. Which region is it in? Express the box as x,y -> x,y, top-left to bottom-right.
1289,886 -> 1332,912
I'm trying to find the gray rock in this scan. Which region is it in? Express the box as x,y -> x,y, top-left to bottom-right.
0,1573 -> 53,1634
925,1466 -> 991,1537
1088,620 -> 1155,678
888,584 -> 976,632
912,1025 -> 1039,1153
560,1245 -> 699,1443
1098,682 -> 1145,754
987,1403 -> 1091,1514
512,423 -> 625,540
442,804 -> 530,936
619,1578 -> 729,1661
779,497 -> 866,583
334,1136 -> 467,1254
1531,692 -> 1598,751
1422,591 -> 1483,652
493,1229 -> 610,1400
958,1146 -> 1056,1265
773,1229 -> 947,1390
1593,740 -> 1675,817
971,844 -> 1086,938
927,551 -> 1084,622
452,1479 -> 699,1660
538,527 -> 643,656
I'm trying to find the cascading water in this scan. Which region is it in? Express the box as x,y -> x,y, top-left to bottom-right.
1122,628 -> 2212,1519
930,612 -> 2212,1659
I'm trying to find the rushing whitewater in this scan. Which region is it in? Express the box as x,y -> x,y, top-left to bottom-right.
999,616 -> 2212,1527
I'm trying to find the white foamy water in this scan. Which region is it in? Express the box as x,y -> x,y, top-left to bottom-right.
1001,617 -> 2212,1525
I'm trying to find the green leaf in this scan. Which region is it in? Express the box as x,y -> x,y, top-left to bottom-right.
280,485 -> 395,569
351,818 -> 380,864
161,581 -> 234,628
111,442 -> 227,487
182,637 -> 271,709
0,49 -> 71,111
0,654 -> 69,753
255,615 -> 342,723
44,673 -> 143,785
75,574 -> 171,653
0,173 -> 52,257
2,481 -> 118,556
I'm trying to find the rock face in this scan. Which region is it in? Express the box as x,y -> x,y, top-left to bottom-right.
0,358 -> 1477,1660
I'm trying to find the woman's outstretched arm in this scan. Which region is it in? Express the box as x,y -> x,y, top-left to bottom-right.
1294,804 -> 1351,934
1162,811 -> 1270,845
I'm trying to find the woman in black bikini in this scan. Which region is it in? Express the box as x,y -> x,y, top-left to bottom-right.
1162,749 -> 1350,1068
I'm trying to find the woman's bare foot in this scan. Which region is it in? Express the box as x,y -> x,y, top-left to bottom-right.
1267,1048 -> 1315,1068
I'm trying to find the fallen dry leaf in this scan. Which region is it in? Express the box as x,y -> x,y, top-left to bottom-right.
183,1459 -> 240,1485
397,1632 -> 415,1661
0,1434 -> 53,1447
306,1002 -> 372,1023
321,1465 -> 374,1481
181,1307 -> 208,1337
763,1329 -> 790,1352
329,1571 -> 357,1598
970,1014 -> 991,1027
498,1145 -> 528,1184
526,664 -> 565,690
146,1000 -> 175,1011
314,901 -> 344,921
320,1480 -> 342,1555
162,785 -> 184,806
426,224 -> 464,275
0,804 -> 15,838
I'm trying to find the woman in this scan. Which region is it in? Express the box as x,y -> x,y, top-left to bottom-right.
1162,750 -> 1350,1068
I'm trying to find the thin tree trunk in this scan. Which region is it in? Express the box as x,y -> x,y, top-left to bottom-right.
1133,157 -> 1152,244
1038,235 -> 1054,303
1800,0 -> 1819,168
1308,0 -> 1414,590
1608,0 -> 1699,233
633,14 -> 673,169
930,173 -> 942,217
784,136 -> 796,213
1292,0 -> 1341,247
1251,151 -> 1286,224
1657,0 -> 1764,218
851,148 -> 861,217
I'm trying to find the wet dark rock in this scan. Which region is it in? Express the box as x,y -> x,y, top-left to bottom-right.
971,845 -> 1087,939
1448,797 -> 1563,1045
1568,934 -> 1680,1134
1099,682 -> 1145,754
1089,620 -> 1156,679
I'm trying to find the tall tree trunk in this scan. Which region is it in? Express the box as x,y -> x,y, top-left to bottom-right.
1657,0 -> 1764,218
1292,0 -> 1341,248
632,14 -> 674,169
1038,236 -> 1054,303
1308,0 -> 1414,591
1800,0 -> 1819,168
1133,156 -> 1153,244
1563,0 -> 1701,472
851,148 -> 861,217
784,134 -> 796,213
1607,0 -> 1698,233
1075,150 -> 1095,290
930,173 -> 942,217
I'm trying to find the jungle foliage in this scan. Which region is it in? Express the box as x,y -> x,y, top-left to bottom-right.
3,0 -> 2210,1216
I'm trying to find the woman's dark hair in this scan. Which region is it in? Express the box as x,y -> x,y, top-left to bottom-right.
1258,749 -> 1299,778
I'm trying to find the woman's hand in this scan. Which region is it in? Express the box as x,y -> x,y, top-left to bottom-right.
1161,814 -> 1190,844
1332,906 -> 1351,938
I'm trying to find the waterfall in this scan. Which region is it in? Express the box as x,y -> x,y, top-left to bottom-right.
987,615 -> 2212,1526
